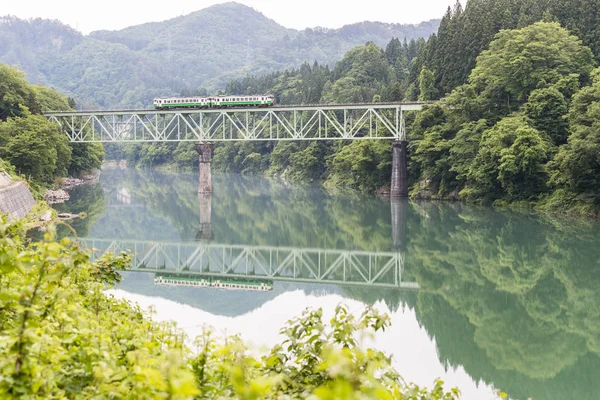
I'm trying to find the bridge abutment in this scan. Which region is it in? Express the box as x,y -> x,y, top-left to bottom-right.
196,143 -> 214,194
390,140 -> 408,198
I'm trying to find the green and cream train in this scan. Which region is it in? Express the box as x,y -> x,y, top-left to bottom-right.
153,94 -> 275,109
154,273 -> 274,292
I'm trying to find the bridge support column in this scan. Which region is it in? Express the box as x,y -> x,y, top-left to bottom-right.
196,192 -> 213,241
196,143 -> 214,194
391,198 -> 407,250
390,140 -> 408,198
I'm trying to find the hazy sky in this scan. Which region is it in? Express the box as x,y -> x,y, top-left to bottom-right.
2,0 -> 458,34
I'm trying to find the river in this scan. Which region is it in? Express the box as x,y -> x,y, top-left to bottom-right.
54,167 -> 600,400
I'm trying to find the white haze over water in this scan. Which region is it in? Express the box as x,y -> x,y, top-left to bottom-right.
109,288 -> 498,400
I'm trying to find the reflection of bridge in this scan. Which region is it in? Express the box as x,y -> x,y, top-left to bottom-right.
44,103 -> 425,143
79,239 -> 417,290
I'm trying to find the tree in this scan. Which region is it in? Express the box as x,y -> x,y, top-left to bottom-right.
470,22 -> 594,107
466,115 -> 553,201
418,67 -> 436,101
0,64 -> 40,120
33,85 -> 71,111
549,69 -> 600,202
0,112 -> 71,182
523,87 -> 569,145
68,143 -> 104,176
327,141 -> 392,193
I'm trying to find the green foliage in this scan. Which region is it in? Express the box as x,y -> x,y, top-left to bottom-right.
420,0 -> 600,98
418,67 -> 436,101
328,141 -> 392,193
409,21 -> 599,213
470,22 -> 594,106
523,87 -> 569,145
0,111 -> 71,182
0,63 -> 104,184
189,304 -> 460,399
68,142 -> 105,176
546,68 -> 600,211
466,115 -> 554,201
33,85 -> 71,111
323,43 -> 392,104
0,64 -> 40,120
0,224 -> 198,398
0,219 -> 460,399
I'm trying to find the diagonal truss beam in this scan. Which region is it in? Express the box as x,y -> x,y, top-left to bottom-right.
77,238 -> 417,290
44,103 -> 425,143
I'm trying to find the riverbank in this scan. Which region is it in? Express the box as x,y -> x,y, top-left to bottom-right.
0,218 -> 460,398
44,173 -> 99,205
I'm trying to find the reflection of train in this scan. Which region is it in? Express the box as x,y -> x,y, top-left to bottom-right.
154,273 -> 274,292
153,95 -> 275,109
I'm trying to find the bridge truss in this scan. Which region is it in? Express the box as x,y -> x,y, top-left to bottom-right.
45,103 -> 424,143
78,239 -> 416,289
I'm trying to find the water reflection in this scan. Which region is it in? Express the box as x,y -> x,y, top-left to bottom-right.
59,168 -> 600,400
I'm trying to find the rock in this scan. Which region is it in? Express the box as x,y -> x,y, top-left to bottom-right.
58,212 -> 82,220
448,189 -> 461,200
40,210 -> 52,222
45,189 -> 70,204
376,186 -> 391,198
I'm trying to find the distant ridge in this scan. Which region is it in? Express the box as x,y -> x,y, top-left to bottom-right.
0,2 -> 439,108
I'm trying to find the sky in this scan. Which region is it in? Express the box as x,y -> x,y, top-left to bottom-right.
2,0 -> 458,34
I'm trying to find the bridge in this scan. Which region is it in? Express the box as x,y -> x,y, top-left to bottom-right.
77,238 -> 417,290
45,102 -> 428,197
44,103 -> 425,143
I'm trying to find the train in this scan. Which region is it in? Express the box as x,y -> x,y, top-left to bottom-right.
153,273 -> 274,292
153,94 -> 275,109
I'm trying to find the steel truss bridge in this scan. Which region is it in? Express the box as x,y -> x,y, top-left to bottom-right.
78,238 -> 417,290
44,103 -> 425,143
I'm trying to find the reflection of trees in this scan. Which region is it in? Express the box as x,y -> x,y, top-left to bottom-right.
54,182 -> 106,237
407,203 -> 600,399
106,168 -> 398,252
54,168 -> 600,398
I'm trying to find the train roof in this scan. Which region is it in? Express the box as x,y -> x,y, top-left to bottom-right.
153,94 -> 274,100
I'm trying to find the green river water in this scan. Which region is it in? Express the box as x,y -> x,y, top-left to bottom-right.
54,167 -> 600,400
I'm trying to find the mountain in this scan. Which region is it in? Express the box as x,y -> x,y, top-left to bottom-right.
0,2 -> 439,109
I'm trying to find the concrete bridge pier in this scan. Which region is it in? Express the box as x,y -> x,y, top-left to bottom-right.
390,140 -> 408,198
391,198 -> 407,250
196,192 -> 213,241
195,143 -> 214,241
196,143 -> 214,194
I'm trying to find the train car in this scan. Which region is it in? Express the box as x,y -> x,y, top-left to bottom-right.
154,273 -> 274,292
153,95 -> 275,109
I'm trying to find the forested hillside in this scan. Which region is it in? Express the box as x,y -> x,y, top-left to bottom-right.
106,39 -> 424,193
0,2 -> 439,109
0,63 -> 103,184
115,0 -> 600,216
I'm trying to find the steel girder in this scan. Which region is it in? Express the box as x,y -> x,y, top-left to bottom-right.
78,239 -> 416,289
45,104 -> 424,143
